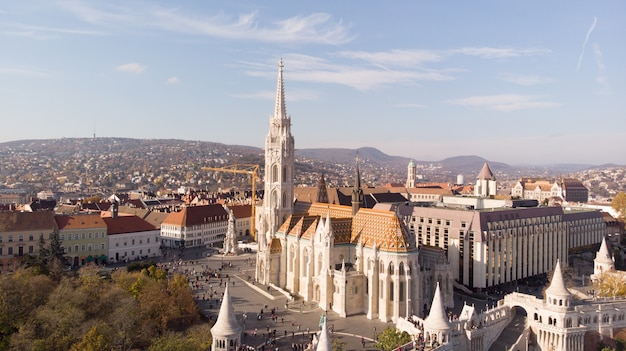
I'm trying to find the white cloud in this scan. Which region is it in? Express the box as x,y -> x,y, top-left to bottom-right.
452,47 -> 551,59
0,23 -> 105,40
59,2 -> 353,45
499,73 -> 554,86
244,54 -> 454,91
167,76 -> 180,84
116,63 -> 146,74
577,16 -> 597,72
152,10 -> 353,45
447,94 -> 559,112
337,49 -> 443,68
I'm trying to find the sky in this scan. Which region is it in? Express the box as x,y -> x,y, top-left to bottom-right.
1,1 -> 625,165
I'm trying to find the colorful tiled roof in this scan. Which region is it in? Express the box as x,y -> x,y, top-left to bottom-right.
162,204 -> 229,226
281,203 -> 415,253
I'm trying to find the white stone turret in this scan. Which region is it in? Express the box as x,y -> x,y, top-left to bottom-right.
591,237 -> 615,284
315,315 -> 332,351
545,259 -> 572,310
594,236 -> 615,275
424,282 -> 450,346
474,162 -> 497,197
211,285 -> 242,351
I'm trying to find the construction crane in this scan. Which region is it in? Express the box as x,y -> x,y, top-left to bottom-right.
202,164 -> 260,240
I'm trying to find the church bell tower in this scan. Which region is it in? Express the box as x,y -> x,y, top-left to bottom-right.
262,58 -> 295,239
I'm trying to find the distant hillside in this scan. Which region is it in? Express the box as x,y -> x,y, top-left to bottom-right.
296,147 -> 410,166
438,155 -> 512,173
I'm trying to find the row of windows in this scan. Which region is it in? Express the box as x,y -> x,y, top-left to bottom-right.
65,243 -> 106,253
0,234 -> 36,243
0,246 -> 34,256
60,232 -> 106,241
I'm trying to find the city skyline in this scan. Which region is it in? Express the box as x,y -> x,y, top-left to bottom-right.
1,1 -> 625,165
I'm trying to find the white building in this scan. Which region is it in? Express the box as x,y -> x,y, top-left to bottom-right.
104,213 -> 161,263
160,204 -> 229,249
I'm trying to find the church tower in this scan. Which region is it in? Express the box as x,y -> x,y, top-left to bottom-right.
262,58 -> 295,238
474,162 -> 497,197
210,285 -> 242,351
351,154 -> 364,216
406,160 -> 416,188
257,59 -> 295,285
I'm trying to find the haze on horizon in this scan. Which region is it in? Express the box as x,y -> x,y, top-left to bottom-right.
1,1 -> 625,165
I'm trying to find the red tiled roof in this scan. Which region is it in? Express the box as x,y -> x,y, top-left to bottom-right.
162,204 -> 229,226
102,216 -> 157,235
0,211 -> 57,232
228,204 -> 252,219
55,213 -> 106,230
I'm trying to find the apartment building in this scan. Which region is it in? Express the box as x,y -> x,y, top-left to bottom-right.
160,204 -> 229,249
0,211 -> 57,272
56,213 -> 108,267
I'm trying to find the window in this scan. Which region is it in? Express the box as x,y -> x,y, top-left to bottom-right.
8,236 -> 13,243
29,235 -> 34,241
74,245 -> 79,252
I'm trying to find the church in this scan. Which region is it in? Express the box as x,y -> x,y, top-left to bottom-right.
254,60 -> 453,323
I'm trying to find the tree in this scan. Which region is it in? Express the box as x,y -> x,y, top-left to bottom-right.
594,272 -> 626,297
331,337 -> 346,351
612,192 -> 626,221
374,327 -> 412,351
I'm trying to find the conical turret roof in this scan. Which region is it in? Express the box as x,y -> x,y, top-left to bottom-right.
424,282 -> 450,331
316,315 -> 332,351
596,237 -> 613,263
545,260 -> 571,298
211,285 -> 242,336
477,162 -> 495,180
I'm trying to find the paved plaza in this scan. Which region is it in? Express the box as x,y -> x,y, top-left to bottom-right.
165,246 -> 396,350
160,246 -> 506,351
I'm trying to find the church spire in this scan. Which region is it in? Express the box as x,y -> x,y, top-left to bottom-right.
316,172 -> 329,203
351,153 -> 363,216
273,58 -> 288,121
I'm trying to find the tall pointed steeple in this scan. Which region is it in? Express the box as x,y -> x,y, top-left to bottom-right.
351,153 -> 364,216
274,58 -> 288,121
211,285 -> 242,350
258,59 -> 295,285
316,173 -> 329,203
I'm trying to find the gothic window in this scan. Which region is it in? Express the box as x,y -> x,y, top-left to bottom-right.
390,282 -> 394,301
282,192 -> 287,209
399,262 -> 405,275
282,166 -> 287,182
272,164 -> 279,182
388,263 -> 394,275
318,253 -> 323,275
